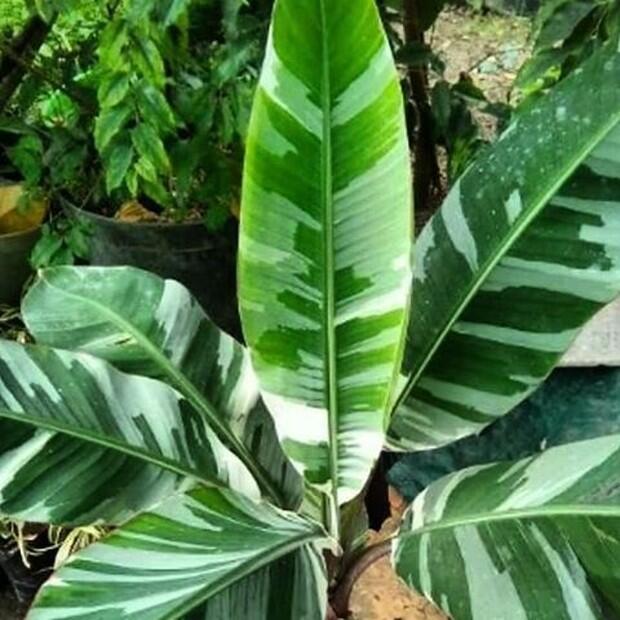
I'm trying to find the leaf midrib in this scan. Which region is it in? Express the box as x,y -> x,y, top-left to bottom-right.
0,408 -> 203,483
402,504 -> 620,540
394,83 -> 620,413
318,0 -> 340,526
33,274 -> 285,507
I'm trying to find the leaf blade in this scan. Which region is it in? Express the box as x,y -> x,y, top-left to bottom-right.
28,487 -> 328,620
0,341 -> 259,518
94,103 -> 132,153
131,123 -> 170,173
0,418 -> 187,526
393,435 -> 620,619
238,0 -> 412,508
23,266 -> 302,509
390,40 -> 620,450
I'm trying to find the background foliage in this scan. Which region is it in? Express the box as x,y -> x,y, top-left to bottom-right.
1,0 -> 269,230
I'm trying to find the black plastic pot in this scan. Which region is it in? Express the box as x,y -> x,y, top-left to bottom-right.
481,0 -> 539,14
0,228 -> 40,306
0,537 -> 51,614
65,203 -> 242,339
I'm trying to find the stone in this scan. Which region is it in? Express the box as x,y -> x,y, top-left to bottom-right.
561,299 -> 620,367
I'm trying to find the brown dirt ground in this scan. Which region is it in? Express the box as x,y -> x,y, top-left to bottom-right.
348,488 -> 447,620
350,555 -> 445,620
432,7 -> 531,103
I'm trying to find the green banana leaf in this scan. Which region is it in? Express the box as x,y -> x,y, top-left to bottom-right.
0,341 -> 256,524
389,39 -> 620,450
28,487 -> 329,620
189,549 -> 327,619
23,266 -> 301,510
393,434 -> 620,619
0,418 -> 187,526
238,0 -> 412,510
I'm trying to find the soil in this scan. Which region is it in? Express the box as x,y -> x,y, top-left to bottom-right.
348,488 -> 446,620
350,556 -> 445,620
432,6 -> 531,145
432,8 -> 531,105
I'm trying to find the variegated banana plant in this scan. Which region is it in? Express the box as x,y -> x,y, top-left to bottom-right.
1,1 -> 620,619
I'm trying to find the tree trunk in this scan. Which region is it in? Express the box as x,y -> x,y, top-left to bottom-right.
0,14 -> 56,112
402,0 -> 441,217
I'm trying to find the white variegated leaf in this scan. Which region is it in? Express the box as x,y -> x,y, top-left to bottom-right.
23,266 -> 302,510
393,435 -> 620,619
239,0 -> 412,514
0,341 -> 257,525
28,487 -> 329,620
389,40 -> 620,451
0,418 -> 187,526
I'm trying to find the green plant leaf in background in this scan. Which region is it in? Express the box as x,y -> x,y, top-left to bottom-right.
23,266 -> 302,509
417,0 -> 448,31
135,155 -> 159,183
98,19 -> 129,67
94,103 -> 133,152
27,487 -> 329,619
222,0 -> 247,39
130,33 -> 166,88
535,0 -> 595,49
162,0 -> 193,26
137,83 -> 177,133
239,0 -> 412,520
7,134 -> 44,186
131,123 -> 171,173
395,41 -> 438,69
515,0 -> 613,96
97,72 -> 130,108
104,136 -> 135,193
389,39 -> 620,451
393,434 -> 620,619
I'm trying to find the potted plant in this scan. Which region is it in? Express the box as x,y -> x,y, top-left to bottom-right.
29,0 -> 271,338
0,1 -> 619,618
0,0 -> 270,336
0,186 -> 47,306
0,122 -> 48,306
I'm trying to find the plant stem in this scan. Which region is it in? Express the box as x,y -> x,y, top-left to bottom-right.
326,604 -> 338,620
329,540 -> 391,618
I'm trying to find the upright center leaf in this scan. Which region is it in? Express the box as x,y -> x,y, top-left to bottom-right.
239,0 -> 412,514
